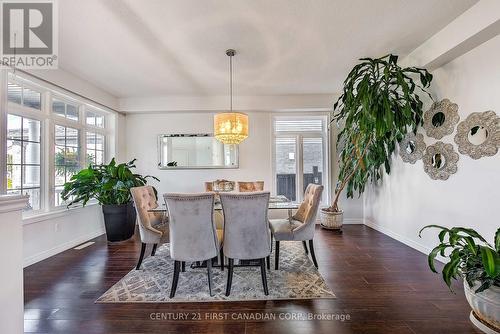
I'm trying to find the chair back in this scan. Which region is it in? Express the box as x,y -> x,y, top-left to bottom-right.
164,193 -> 219,261
237,181 -> 264,192
130,186 -> 163,243
204,182 -> 213,192
220,191 -> 271,260
292,184 -> 324,240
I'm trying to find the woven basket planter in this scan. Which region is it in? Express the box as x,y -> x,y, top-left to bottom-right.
320,209 -> 343,231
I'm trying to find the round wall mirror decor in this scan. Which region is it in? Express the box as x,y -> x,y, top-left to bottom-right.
423,99 -> 460,139
399,133 -> 426,164
454,111 -> 499,160
423,141 -> 459,180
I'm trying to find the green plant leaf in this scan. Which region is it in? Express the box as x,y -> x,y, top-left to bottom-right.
495,228 -> 500,252
480,246 -> 499,278
60,158 -> 158,207
331,54 -> 432,209
428,244 -> 448,273
442,256 -> 461,289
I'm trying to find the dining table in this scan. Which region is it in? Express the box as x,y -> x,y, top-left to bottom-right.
148,195 -> 300,219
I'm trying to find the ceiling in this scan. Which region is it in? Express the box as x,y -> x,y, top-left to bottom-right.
58,0 -> 477,98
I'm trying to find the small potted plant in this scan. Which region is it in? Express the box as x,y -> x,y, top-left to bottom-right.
419,225 -> 500,332
321,54 -> 433,230
61,158 -> 159,242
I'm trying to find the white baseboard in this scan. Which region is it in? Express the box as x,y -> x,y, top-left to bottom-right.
343,218 -> 365,224
315,218 -> 365,225
23,229 -> 105,267
364,219 -> 446,263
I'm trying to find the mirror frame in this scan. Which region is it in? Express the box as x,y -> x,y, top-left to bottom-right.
157,133 -> 239,170
399,133 -> 426,164
423,141 -> 459,180
454,111 -> 499,160
423,99 -> 460,139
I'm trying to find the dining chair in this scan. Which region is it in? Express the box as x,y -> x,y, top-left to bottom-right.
269,184 -> 324,269
220,191 -> 271,296
204,182 -> 225,233
130,186 -> 168,270
237,181 -> 264,192
204,182 -> 213,192
164,192 -> 223,298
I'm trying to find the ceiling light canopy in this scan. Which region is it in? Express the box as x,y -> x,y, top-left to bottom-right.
214,49 -> 248,145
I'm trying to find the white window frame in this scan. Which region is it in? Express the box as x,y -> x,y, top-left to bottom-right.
85,131 -> 106,166
0,71 -> 115,216
271,114 -> 330,204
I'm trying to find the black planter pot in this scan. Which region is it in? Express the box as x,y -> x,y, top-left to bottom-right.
102,202 -> 136,242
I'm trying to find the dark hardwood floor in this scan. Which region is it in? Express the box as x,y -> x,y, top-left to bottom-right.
24,225 -> 480,334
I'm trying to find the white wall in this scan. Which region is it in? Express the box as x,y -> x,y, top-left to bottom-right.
126,111 -> 272,192
364,34 -> 500,252
23,205 -> 105,266
125,111 -> 365,221
10,68 -> 118,266
28,68 -> 119,110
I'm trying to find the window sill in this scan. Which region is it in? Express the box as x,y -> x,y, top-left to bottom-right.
22,202 -> 100,226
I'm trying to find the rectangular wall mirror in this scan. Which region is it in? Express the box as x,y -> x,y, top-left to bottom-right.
158,134 -> 239,169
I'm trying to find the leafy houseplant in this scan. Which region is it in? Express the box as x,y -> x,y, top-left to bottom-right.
61,158 -> 159,242
420,225 -> 500,330
321,54 -> 433,230
55,149 -> 93,176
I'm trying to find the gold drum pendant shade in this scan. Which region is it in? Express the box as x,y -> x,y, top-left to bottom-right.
214,112 -> 248,144
214,49 -> 249,145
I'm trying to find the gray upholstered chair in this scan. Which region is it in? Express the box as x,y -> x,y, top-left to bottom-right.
219,191 -> 271,296
164,192 -> 222,298
130,186 -> 168,270
269,184 -> 324,269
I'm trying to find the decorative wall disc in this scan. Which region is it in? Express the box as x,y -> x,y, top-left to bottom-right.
454,111 -> 499,160
423,141 -> 459,180
399,133 -> 426,164
423,99 -> 460,139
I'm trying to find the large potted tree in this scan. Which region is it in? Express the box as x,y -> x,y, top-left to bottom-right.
420,226 -> 500,333
320,54 -> 433,230
61,158 -> 159,242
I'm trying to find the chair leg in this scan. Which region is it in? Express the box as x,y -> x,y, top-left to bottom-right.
260,258 -> 269,296
151,243 -> 158,256
225,258 -> 234,296
309,239 -> 318,268
275,241 -> 280,270
181,261 -> 186,272
302,240 -> 309,254
220,248 -> 224,271
169,260 -> 181,298
266,255 -> 270,270
207,257 -> 214,297
135,243 -> 146,270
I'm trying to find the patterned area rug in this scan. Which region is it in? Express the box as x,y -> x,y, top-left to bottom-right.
96,241 -> 335,303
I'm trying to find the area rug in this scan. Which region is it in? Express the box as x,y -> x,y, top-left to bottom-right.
96,241 -> 335,303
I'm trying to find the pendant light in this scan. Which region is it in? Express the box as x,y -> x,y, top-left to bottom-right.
214,49 -> 249,145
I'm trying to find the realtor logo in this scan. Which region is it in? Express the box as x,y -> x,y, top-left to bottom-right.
1,0 -> 58,69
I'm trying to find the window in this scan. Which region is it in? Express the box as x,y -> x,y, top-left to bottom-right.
86,132 -> 105,165
6,114 -> 41,210
52,99 -> 79,121
54,125 -> 80,206
273,116 -> 328,203
2,74 -> 114,213
8,82 -> 41,110
86,110 -> 105,128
